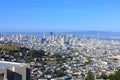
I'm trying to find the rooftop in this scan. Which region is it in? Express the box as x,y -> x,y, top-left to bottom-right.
0,61 -> 28,69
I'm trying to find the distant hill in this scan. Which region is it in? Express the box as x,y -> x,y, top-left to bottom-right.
1,31 -> 120,36
64,31 -> 120,36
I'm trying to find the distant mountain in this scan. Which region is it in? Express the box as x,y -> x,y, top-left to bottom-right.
62,31 -> 120,36
1,31 -> 120,37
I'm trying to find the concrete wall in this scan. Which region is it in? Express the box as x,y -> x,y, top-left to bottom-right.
0,67 -> 30,80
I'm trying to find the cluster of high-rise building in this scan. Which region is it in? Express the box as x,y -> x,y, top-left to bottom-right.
1,33 -> 120,79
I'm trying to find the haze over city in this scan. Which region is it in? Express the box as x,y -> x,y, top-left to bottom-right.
0,0 -> 120,32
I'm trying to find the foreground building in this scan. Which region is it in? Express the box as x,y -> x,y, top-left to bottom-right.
0,61 -> 30,80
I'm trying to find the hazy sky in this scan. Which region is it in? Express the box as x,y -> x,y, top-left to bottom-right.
0,0 -> 120,32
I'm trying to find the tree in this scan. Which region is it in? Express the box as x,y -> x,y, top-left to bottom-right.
109,69 -> 120,80
97,73 -> 108,79
85,71 -> 95,80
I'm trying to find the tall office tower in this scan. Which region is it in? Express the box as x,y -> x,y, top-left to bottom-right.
0,61 -> 30,80
50,32 -> 53,36
49,32 -> 53,41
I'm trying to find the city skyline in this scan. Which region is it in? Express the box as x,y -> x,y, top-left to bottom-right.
0,0 -> 120,32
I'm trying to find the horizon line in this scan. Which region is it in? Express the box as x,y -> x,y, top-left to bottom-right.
0,30 -> 120,33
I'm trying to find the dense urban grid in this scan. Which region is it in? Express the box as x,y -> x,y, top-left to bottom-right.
0,33 -> 120,80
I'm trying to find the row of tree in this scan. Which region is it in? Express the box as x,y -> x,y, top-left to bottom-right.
85,69 -> 120,80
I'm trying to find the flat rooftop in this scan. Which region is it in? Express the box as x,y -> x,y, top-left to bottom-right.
0,61 -> 28,69
110,55 -> 120,59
